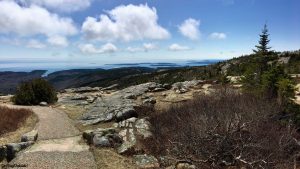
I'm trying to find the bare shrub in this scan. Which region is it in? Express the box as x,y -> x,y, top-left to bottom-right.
0,106 -> 33,136
143,91 -> 300,168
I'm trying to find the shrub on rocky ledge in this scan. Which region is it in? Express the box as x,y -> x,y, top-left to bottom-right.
12,78 -> 57,105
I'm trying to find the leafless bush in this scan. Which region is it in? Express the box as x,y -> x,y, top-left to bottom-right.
143,91 -> 300,168
0,106 -> 33,136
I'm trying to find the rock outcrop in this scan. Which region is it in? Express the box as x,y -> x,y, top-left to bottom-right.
6,141 -> 34,161
83,128 -> 122,148
79,82 -> 164,125
172,80 -> 203,93
21,130 -> 38,142
116,117 -> 152,154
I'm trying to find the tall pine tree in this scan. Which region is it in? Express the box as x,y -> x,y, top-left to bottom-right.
253,24 -> 271,55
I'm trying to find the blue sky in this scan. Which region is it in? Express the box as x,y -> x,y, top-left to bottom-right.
0,0 -> 299,66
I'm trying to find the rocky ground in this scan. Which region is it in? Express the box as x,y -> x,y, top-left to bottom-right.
54,80 -> 215,168
0,80 -> 214,169
1,79 -> 299,169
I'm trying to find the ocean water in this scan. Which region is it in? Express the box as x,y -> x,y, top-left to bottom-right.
0,59 -> 222,76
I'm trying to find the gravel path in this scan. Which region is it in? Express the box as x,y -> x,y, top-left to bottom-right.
7,105 -> 97,169
32,107 -> 80,140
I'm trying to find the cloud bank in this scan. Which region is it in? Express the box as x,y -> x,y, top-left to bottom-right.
0,1 -> 77,37
82,4 -> 170,42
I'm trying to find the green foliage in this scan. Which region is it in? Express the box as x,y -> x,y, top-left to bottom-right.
282,103 -> 300,127
253,24 -> 272,55
219,73 -> 230,86
241,65 -> 295,105
276,78 -> 295,105
282,50 -> 300,73
240,68 -> 261,95
13,78 -> 57,105
261,66 -> 286,98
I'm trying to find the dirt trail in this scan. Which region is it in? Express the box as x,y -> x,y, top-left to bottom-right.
6,105 -> 97,169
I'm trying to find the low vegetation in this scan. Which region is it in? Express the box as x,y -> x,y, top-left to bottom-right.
12,78 -> 57,105
143,91 -> 300,168
0,106 -> 34,136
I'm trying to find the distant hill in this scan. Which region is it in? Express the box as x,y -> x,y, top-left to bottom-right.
0,70 -> 46,95
46,67 -> 155,91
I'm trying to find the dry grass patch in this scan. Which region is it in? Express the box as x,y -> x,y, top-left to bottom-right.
0,106 -> 38,144
0,106 -> 34,135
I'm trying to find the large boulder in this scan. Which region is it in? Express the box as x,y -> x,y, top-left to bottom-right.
117,129 -> 137,154
172,80 -> 203,92
39,102 -> 48,106
6,142 -> 34,161
83,128 -> 122,148
116,118 -> 152,154
135,118 -> 152,138
83,128 -> 116,144
21,130 -> 38,142
115,108 -> 137,122
0,146 -> 7,163
93,135 -> 111,147
117,139 -> 136,155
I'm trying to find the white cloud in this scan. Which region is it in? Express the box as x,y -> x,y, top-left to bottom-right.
26,39 -> 46,49
0,1 -> 78,37
81,4 -> 170,42
143,43 -> 157,52
47,35 -> 68,47
126,43 -> 158,53
209,32 -> 227,40
168,43 -> 190,51
126,47 -> 143,53
79,43 -> 118,54
178,18 -> 200,40
18,0 -> 92,12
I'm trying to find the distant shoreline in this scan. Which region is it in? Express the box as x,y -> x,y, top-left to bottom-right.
0,59 -> 223,76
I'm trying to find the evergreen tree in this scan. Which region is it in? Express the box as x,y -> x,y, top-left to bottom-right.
253,24 -> 272,55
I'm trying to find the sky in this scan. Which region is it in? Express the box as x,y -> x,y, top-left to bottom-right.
0,0 -> 299,66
